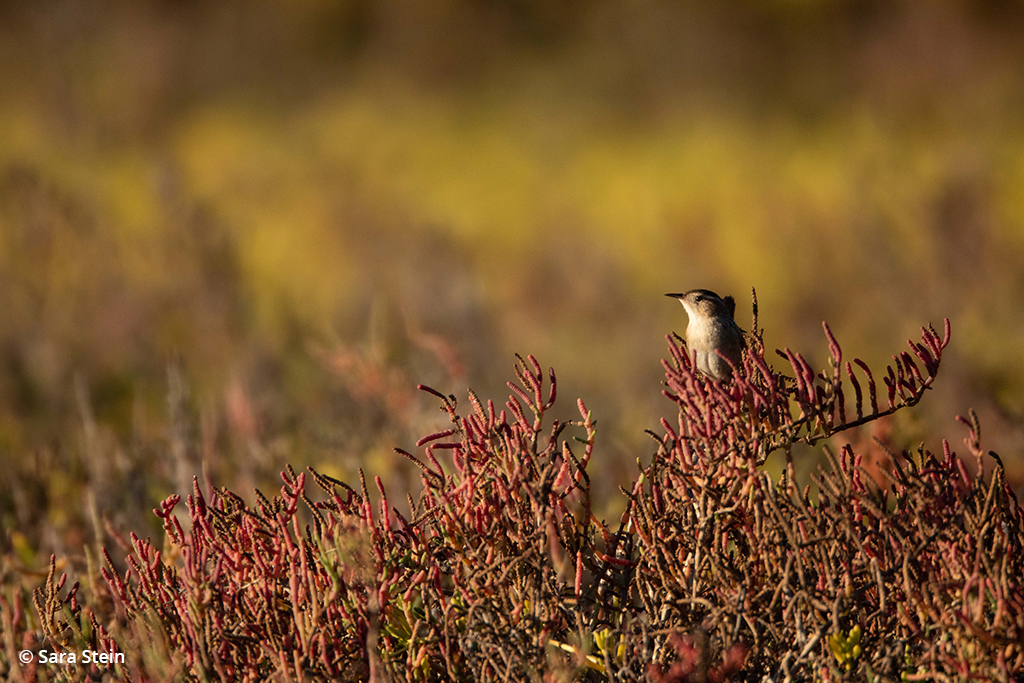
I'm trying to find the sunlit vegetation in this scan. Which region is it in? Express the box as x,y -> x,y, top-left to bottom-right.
2,1 -> 1024,679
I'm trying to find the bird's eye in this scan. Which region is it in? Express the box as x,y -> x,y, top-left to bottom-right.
694,296 -> 703,303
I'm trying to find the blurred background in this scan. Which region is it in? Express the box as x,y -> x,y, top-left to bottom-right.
2,0 -> 1024,565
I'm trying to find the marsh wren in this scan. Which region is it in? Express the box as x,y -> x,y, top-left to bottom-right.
666,289 -> 745,381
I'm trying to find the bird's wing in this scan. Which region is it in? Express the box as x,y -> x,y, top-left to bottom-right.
724,295 -> 736,319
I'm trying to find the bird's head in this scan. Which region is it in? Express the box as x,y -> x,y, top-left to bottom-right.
665,289 -> 736,321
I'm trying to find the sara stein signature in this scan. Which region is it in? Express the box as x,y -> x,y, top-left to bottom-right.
22,649 -> 125,665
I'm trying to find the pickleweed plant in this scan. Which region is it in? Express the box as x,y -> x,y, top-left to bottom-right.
22,297 -> 1024,682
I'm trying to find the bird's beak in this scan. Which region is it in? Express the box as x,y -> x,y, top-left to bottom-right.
665,293 -> 684,299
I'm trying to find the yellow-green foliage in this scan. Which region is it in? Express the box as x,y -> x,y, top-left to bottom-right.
829,625 -> 862,671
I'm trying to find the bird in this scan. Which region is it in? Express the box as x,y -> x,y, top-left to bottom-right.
666,289 -> 745,381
